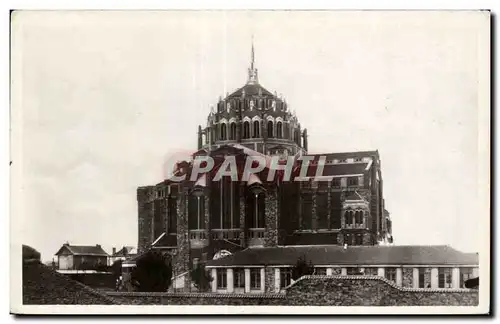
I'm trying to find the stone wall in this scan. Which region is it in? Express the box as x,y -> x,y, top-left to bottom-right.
285,276 -> 478,306
107,292 -> 285,305
107,276 -> 478,306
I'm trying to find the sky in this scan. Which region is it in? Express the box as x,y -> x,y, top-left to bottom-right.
11,11 -> 489,261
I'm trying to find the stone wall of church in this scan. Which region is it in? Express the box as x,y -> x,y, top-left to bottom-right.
264,187 -> 278,247
363,233 -> 372,245
175,190 -> 191,288
137,186 -> 155,254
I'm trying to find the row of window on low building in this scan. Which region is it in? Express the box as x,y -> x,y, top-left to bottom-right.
210,266 -> 478,293
215,268 -> 263,290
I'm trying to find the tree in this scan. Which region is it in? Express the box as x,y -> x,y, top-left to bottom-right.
190,264 -> 213,292
110,260 -> 123,280
94,263 -> 109,273
131,250 -> 172,292
291,255 -> 314,281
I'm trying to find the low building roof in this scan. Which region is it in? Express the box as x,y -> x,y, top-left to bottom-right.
205,245 -> 478,267
23,261 -> 116,304
23,245 -> 41,262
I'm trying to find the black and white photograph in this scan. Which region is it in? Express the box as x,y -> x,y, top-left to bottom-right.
9,9 -> 490,315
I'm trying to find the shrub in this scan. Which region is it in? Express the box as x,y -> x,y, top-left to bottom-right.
131,250 -> 172,292
190,264 -> 213,292
291,255 -> 314,281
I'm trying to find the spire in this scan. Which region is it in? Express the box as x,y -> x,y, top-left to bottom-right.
247,35 -> 259,84
251,34 -> 255,71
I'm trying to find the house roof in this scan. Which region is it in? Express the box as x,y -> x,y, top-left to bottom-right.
23,261 -> 116,305
55,244 -> 109,257
205,245 -> 479,267
112,246 -> 137,257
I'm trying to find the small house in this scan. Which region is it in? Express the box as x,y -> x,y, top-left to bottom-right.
55,243 -> 109,270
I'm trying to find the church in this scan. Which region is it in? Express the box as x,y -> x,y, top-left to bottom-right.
137,43 -> 393,277
134,45 -> 477,293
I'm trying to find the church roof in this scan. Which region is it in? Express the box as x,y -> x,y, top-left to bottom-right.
151,232 -> 177,249
205,245 -> 479,267
309,151 -> 379,160
344,191 -> 366,201
226,83 -> 275,98
304,163 -> 369,177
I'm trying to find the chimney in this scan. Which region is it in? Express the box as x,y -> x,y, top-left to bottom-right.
96,244 -> 101,248
112,247 -> 116,255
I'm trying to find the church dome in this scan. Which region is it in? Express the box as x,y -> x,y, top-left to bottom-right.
197,41 -> 308,156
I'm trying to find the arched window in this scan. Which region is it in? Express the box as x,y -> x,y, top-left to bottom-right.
220,123 -> 227,140
277,122 -> 283,139
295,130 -> 301,145
253,120 -> 260,138
243,121 -> 250,139
347,211 -> 353,225
267,121 -> 274,138
250,192 -> 265,228
230,123 -> 236,140
355,211 -> 363,225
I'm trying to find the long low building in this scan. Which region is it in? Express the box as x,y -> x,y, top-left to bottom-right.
204,245 -> 479,294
